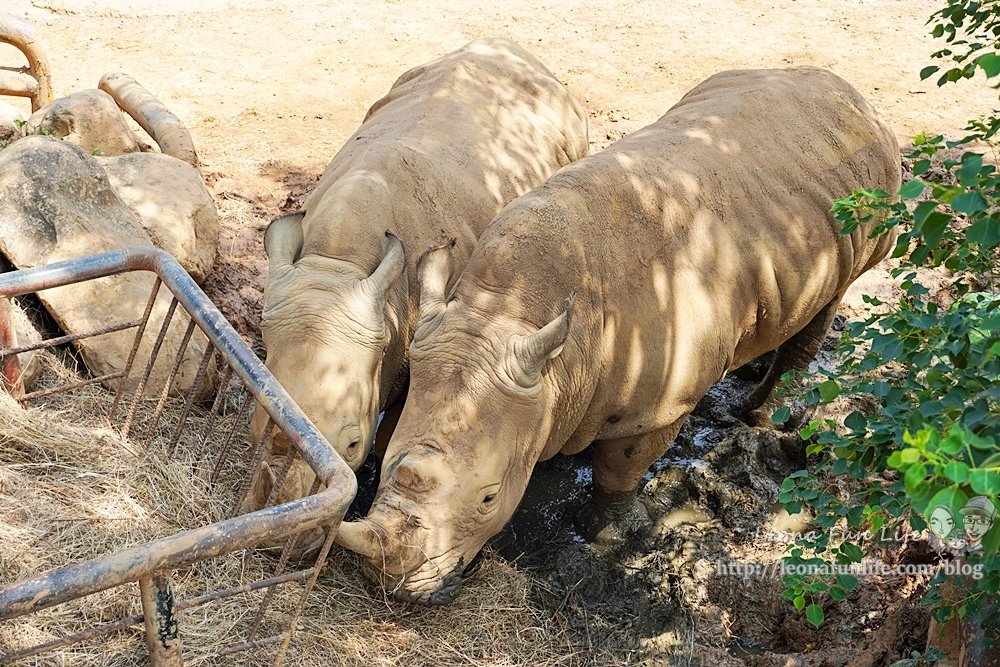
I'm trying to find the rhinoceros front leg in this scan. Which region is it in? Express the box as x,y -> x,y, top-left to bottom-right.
576,419 -> 685,546
741,300 -> 840,428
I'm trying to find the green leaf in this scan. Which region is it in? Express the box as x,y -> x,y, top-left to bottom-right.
836,574 -> 858,591
840,542 -> 864,562
913,200 -> 938,227
921,211 -> 952,249
924,487 -> 969,527
920,65 -> 940,80
950,191 -> 988,214
772,406 -> 791,425
944,460 -> 971,483
970,470 -> 1000,495
793,594 -> 806,611
844,411 -> 867,432
806,603 -> 825,628
819,380 -> 841,402
899,179 -> 926,199
957,153 -> 983,186
905,463 -> 928,491
982,522 -> 1000,556
899,448 -> 922,464
967,218 -> 1000,246
829,586 -> 848,601
977,52 -> 1000,77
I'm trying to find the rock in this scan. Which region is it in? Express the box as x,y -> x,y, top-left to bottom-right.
0,136 -> 213,398
101,152 -> 218,282
25,89 -> 140,156
0,101 -> 26,145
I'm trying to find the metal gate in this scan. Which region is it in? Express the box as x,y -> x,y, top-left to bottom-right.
0,248 -> 356,664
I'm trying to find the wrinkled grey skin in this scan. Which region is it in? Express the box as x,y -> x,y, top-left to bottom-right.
243,37 -> 588,520
337,67 -> 900,604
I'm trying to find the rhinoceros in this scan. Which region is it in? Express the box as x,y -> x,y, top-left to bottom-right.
243,38 -> 587,514
335,67 -> 900,604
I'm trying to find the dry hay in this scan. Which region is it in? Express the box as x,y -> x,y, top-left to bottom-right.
0,352 -> 584,666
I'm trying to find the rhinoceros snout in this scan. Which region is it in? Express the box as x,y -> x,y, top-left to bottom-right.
384,556 -> 465,605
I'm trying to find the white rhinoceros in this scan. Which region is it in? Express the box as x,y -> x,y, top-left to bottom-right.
336,67 -> 900,605
240,37 -> 588,518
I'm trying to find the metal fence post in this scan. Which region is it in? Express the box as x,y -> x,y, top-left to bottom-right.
139,573 -> 182,666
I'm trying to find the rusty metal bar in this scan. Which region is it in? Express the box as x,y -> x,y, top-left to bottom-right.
165,345 -> 215,458
176,568 -> 314,611
0,248 -> 347,488
148,318 -> 197,438
0,317 -> 143,356
247,476 -> 317,644
210,389 -> 254,484
0,489 -> 350,621
0,611 -> 146,663
275,516 -> 339,666
264,447 -> 297,509
0,248 -> 356,650
139,572 -> 182,666
121,296 -> 178,439
109,276 -> 161,421
192,362 -> 234,463
0,569 -> 315,664
18,372 -> 123,402
0,297 -> 24,398
0,15 -> 53,111
232,417 -> 274,517
214,634 -> 284,659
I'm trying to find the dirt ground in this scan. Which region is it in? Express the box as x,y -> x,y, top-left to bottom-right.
1,0 -> 994,665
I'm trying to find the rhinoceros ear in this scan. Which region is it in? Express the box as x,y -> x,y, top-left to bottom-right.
508,291 -> 576,388
358,231 -> 406,300
413,239 -> 456,342
264,211 -> 305,269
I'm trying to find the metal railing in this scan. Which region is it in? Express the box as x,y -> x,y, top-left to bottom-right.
0,247 -> 357,665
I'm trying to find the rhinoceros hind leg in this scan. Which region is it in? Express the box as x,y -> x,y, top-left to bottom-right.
741,300 -> 840,428
577,420 -> 686,545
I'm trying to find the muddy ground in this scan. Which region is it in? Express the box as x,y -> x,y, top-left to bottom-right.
2,0 -> 993,664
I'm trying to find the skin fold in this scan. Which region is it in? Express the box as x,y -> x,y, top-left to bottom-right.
241,38 -> 588,534
337,67 -> 901,604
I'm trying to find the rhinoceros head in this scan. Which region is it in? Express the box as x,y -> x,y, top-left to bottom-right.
336,242 -> 571,604
245,212 -> 405,513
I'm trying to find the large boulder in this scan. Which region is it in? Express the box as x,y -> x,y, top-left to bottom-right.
25,89 -> 141,156
0,136 -> 213,399
101,152 -> 218,282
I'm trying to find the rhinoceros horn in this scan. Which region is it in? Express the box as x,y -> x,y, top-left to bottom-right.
335,518 -> 382,561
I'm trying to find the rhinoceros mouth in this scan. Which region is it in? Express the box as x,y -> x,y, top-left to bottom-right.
359,554 -> 467,605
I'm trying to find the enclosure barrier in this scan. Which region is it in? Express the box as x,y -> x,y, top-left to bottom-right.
0,14 -> 53,112
0,247 -> 357,665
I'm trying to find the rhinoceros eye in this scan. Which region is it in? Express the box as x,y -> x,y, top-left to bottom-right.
482,493 -> 497,505
347,440 -> 360,452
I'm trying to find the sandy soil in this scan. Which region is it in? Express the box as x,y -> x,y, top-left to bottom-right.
3,0 -> 994,343
1,0 -> 995,665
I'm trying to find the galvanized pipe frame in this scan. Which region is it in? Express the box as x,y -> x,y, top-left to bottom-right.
0,247 -> 358,658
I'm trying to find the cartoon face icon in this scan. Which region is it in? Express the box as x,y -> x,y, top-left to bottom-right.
960,496 -> 997,548
928,505 -> 956,539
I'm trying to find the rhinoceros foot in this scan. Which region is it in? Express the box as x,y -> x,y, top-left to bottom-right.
740,398 -> 807,431
575,486 -> 653,546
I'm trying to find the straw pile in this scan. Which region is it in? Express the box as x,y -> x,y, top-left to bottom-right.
0,352 -> 586,666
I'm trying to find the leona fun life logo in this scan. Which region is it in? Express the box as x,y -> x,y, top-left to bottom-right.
927,495 -> 997,551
